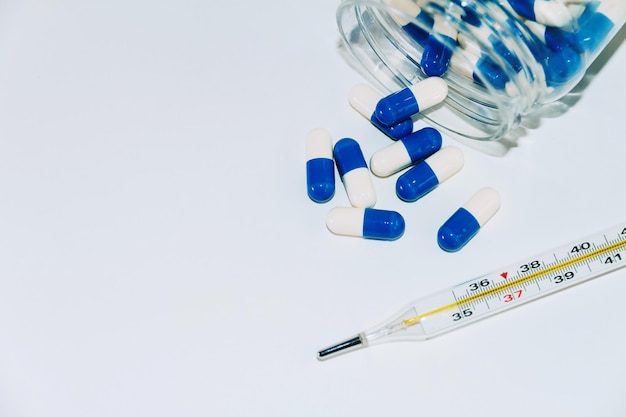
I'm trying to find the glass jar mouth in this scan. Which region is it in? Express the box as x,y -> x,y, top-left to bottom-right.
336,0 -> 545,142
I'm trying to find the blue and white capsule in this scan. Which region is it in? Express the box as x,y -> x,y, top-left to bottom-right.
305,128 -> 335,203
506,0 -> 574,27
370,127 -> 442,177
349,84 -> 414,140
438,187 -> 501,252
455,21 -> 524,92
396,146 -> 464,202
333,138 -> 377,208
326,207 -> 405,241
449,48 -> 513,93
375,77 -> 449,126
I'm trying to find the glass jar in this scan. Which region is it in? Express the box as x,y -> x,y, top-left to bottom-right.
336,0 -> 626,141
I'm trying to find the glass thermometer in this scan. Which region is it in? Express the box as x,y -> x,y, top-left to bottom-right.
318,222 -> 626,360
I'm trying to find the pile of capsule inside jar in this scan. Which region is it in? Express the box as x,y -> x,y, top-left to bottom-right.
334,0 -> 624,139
305,0 -> 621,252
383,0 -> 620,96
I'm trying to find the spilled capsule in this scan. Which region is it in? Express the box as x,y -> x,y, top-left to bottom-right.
370,127 -> 442,177
333,138 -> 376,208
438,187 -> 501,252
375,77 -> 448,126
396,146 -> 464,202
305,128 -> 335,203
326,207 -> 405,241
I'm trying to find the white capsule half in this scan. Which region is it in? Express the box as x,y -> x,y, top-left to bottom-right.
343,168 -> 377,208
464,187 -> 501,227
384,0 -> 423,26
449,51 -> 478,82
327,207 -> 364,237
427,146 -> 464,182
431,12 -> 457,39
306,128 -> 333,160
371,142 -> 412,178
348,84 -> 379,119
566,4 -> 586,19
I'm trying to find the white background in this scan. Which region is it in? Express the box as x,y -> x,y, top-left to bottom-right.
1,1 -> 625,416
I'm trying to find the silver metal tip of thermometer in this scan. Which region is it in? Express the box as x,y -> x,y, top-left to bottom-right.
317,334 -> 365,361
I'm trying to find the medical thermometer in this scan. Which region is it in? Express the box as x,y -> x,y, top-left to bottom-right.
318,222 -> 626,360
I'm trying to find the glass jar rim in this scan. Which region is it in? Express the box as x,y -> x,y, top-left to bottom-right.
336,0 -> 546,142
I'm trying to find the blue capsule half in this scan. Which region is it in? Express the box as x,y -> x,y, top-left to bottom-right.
437,207 -> 480,252
543,27 -> 582,53
401,11 -> 435,47
375,77 -> 448,126
362,208 -> 405,240
421,34 -> 455,77
376,88 -> 419,127
396,161 -> 439,202
306,158 -> 335,203
348,83 -> 415,141
370,113 -> 414,140
305,128 -> 335,203
474,54 -> 511,90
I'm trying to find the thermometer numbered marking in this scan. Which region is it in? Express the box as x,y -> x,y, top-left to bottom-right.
403,226 -> 626,331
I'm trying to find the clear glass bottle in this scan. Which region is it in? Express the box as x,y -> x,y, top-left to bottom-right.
337,0 -> 626,141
